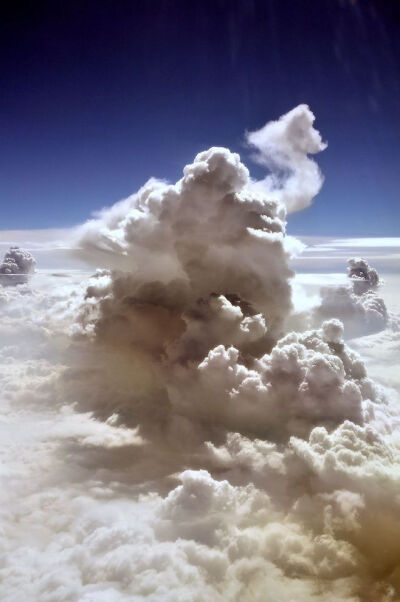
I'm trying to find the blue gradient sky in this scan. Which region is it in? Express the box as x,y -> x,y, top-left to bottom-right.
1,0 -> 399,235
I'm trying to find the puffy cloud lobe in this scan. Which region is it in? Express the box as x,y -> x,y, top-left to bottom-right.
204,415 -> 400,596
315,258 -> 388,338
322,318 -> 344,345
246,104 -> 327,213
347,257 -> 381,297
168,321 -> 368,443
0,246 -> 36,286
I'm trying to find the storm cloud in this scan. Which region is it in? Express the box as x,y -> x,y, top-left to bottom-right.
1,107 -> 400,602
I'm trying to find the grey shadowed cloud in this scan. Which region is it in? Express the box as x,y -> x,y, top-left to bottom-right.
0,246 -> 36,286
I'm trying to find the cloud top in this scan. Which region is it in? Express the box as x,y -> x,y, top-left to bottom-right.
246,104 -> 327,213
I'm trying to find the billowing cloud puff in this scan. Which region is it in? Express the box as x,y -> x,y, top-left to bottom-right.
76,146 -> 293,341
314,258 -> 388,338
167,320 -> 368,443
246,104 -> 327,213
347,257 -> 380,294
0,246 -> 36,286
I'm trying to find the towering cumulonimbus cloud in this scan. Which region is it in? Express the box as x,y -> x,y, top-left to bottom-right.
246,104 -> 327,213
67,144 -> 295,447
70,108 -> 389,449
75,146 -> 293,341
69,107 -> 328,441
1,106 -> 400,601
74,106 -> 326,362
0,246 -> 36,286
315,257 -> 388,338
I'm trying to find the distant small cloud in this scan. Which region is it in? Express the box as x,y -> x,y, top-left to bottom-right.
0,246 -> 36,286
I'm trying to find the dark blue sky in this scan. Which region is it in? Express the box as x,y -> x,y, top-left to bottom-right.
1,0 -> 399,235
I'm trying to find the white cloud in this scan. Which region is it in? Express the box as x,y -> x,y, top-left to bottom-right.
246,104 -> 327,213
325,238 -> 400,248
1,107 -> 400,601
313,258 -> 388,339
0,246 -> 36,285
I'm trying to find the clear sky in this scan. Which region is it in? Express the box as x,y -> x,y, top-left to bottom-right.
1,0 -> 399,236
